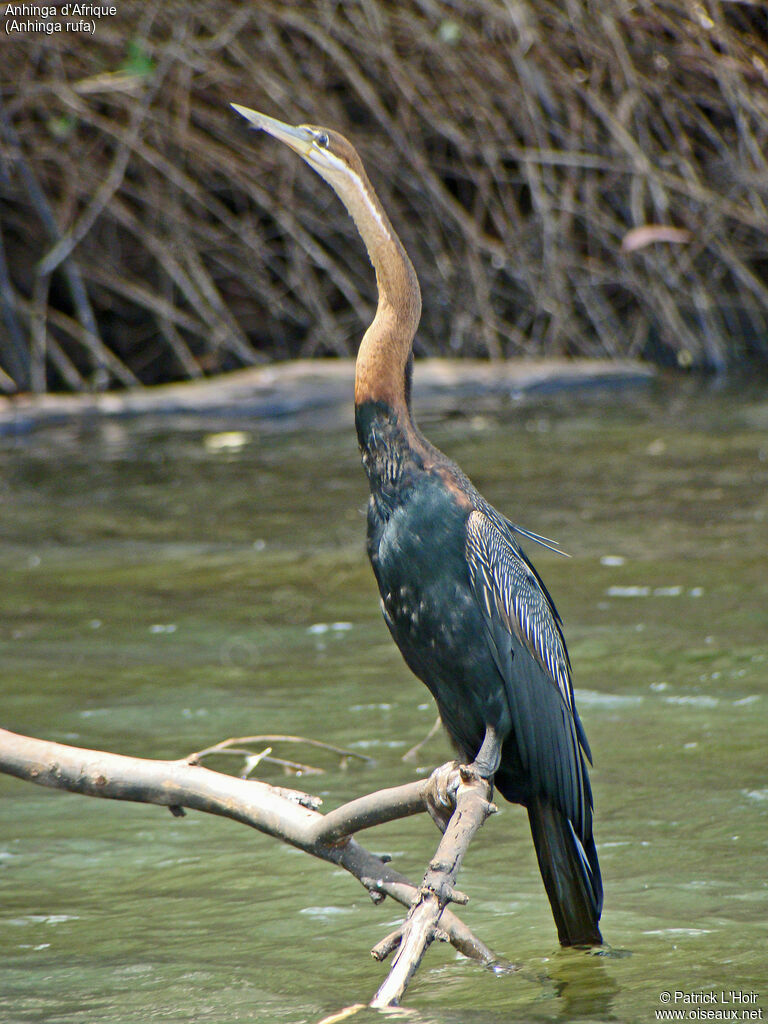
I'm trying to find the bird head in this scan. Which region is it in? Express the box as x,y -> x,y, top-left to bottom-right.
231,104 -> 367,196
231,101 -> 421,398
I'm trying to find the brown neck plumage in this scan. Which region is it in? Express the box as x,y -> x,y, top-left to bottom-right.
354,225 -> 421,420
320,158 -> 421,420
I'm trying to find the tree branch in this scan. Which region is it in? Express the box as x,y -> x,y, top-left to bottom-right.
0,727 -> 506,1005
370,767 -> 501,1007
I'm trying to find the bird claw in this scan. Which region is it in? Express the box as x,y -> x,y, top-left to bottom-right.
424,760 -> 461,832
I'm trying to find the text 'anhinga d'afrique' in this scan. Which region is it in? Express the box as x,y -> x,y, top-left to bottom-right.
233,104 -> 603,948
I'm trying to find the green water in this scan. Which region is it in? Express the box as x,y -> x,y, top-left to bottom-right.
1,377 -> 767,1023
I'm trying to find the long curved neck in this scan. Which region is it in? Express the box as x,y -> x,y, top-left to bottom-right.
323,162 -> 421,420
355,227 -> 421,420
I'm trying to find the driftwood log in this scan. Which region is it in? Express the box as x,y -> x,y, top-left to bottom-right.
0,726 -> 511,1009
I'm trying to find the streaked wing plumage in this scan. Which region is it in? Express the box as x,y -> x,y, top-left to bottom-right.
466,509 -> 573,710
465,508 -> 592,835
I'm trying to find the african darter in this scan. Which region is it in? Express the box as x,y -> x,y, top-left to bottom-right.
233,105 -> 603,947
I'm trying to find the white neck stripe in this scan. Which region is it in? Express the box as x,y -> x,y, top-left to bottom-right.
310,148 -> 389,238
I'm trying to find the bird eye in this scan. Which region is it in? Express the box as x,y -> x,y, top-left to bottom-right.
315,133 -> 329,148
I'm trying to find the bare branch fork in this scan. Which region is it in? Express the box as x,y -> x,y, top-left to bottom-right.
0,727 -> 511,1007
371,766 -> 499,1008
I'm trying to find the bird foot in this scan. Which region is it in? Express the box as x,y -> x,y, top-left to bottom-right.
424,760 -> 498,831
424,760 -> 461,832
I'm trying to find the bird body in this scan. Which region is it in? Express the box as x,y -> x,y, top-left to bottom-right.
356,400 -> 508,763
234,104 -> 603,946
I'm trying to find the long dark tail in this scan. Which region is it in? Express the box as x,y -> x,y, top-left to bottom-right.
527,796 -> 603,946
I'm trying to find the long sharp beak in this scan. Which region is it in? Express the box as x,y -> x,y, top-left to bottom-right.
231,104 -> 315,158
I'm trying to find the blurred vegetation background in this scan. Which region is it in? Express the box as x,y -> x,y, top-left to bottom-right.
1,0 -> 766,393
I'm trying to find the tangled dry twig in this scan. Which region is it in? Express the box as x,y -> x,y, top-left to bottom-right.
1,1 -> 766,391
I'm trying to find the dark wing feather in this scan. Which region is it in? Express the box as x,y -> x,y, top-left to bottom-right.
465,508 -> 592,836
